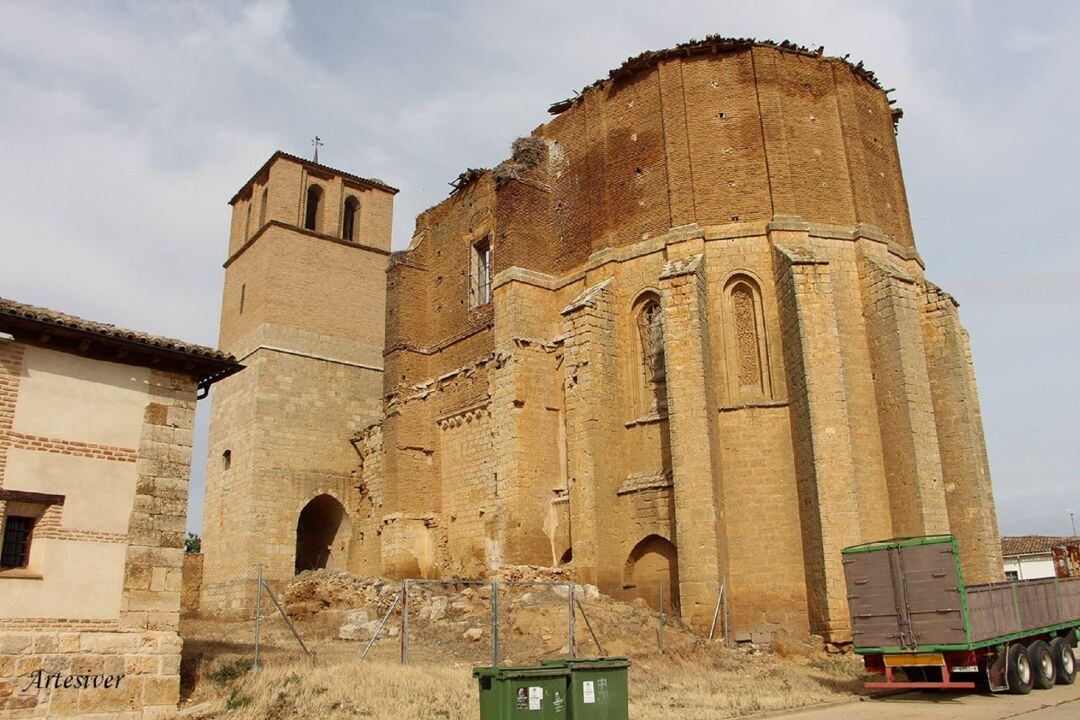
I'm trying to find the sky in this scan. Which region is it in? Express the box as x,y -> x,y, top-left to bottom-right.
1,1 -> 1077,539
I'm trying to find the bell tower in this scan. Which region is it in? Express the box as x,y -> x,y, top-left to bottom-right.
201,151 -> 395,613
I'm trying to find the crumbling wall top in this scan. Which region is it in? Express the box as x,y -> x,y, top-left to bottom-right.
547,35 -> 891,116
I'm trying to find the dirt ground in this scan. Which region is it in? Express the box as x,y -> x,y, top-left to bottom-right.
179,570 -> 866,719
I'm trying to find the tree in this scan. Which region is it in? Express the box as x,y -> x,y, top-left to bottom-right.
185,532 -> 202,554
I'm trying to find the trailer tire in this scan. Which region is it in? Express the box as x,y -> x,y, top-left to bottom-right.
1028,640 -> 1056,689
1051,637 -> 1076,685
1006,643 -> 1034,695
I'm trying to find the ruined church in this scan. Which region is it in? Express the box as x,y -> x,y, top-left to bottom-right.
200,37 -> 1003,642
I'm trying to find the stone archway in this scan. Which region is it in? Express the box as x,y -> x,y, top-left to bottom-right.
295,494 -> 351,574
623,534 -> 679,612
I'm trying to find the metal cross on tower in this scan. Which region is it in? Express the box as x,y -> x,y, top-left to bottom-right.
311,135 -> 324,164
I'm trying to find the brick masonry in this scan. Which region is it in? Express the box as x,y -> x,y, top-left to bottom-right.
1,340 -> 199,718
205,42 -> 1004,643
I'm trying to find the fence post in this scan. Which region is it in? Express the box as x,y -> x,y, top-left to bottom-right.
401,579 -> 409,665
567,584 -> 576,659
253,564 -> 263,670
491,581 -> 500,667
658,580 -> 665,654
723,576 -> 732,648
260,579 -> 310,656
708,585 -> 724,642
575,599 -> 604,656
361,590 -> 402,661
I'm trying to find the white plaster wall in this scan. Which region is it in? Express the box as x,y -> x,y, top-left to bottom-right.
0,539 -> 127,619
4,449 -> 137,534
13,345 -> 149,448
1003,554 -> 1056,580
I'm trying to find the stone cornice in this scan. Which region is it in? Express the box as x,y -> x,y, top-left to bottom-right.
223,220 -> 391,269
435,400 -> 492,428
560,279 -> 613,316
492,218 -> 923,303
616,469 -> 674,496
238,344 -> 384,372
773,243 -> 829,266
659,253 -> 704,280
862,253 -> 917,285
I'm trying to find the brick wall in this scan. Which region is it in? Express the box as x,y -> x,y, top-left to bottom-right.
206,42 -> 1003,645
438,404 -> 495,574
1,342 -> 199,718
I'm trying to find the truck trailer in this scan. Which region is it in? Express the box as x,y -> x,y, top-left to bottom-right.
842,534 -> 1079,693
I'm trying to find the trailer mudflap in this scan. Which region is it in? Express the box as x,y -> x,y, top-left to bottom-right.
986,647 -> 1007,693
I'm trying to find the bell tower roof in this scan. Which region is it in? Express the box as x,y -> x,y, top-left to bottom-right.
229,150 -> 398,206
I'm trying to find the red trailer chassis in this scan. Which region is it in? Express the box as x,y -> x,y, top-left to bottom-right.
863,650 -> 986,691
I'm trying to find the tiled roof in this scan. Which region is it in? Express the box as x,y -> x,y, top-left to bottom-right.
1001,536 -> 1080,557
0,297 -> 241,388
229,150 -> 398,205
0,297 -> 230,361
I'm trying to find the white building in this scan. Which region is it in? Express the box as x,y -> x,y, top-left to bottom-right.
1001,536 -> 1078,581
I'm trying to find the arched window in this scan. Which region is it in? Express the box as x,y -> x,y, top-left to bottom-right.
724,274 -> 770,399
258,187 -> 268,227
342,196 -> 359,241
634,293 -> 667,413
304,184 -> 323,231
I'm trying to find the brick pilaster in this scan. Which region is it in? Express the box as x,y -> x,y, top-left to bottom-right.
120,370 -> 195,637
858,250 -> 949,536
560,280 -> 618,588
922,284 -> 1003,583
773,243 -> 860,642
492,277 -> 564,566
657,254 -> 727,633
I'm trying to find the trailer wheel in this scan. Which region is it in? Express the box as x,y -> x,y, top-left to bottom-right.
1028,640 -> 1056,689
1051,637 -> 1076,685
1006,643 -> 1034,695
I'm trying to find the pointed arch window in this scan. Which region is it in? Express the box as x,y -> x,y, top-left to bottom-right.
634,293 -> 667,413
304,184 -> 323,231
724,274 -> 771,400
342,196 -> 359,241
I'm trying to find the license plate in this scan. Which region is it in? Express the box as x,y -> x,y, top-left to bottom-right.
950,665 -> 978,673
884,653 -> 945,667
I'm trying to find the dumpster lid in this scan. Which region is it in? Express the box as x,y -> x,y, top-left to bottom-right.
472,665 -> 571,680
541,657 -> 631,669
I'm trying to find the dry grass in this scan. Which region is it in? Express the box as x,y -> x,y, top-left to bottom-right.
193,660 -> 475,719
180,574 -> 865,718
181,626 -> 864,719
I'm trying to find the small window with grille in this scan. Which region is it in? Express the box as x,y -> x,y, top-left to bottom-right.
1,516 -> 35,569
471,236 -> 492,307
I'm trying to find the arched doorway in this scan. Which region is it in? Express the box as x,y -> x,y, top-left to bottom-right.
295,494 -> 351,574
623,534 -> 679,612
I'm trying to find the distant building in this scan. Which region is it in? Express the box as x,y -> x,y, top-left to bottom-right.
0,298 -> 238,718
1001,536 -> 1080,580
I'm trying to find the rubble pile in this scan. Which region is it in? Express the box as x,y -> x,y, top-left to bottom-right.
278,568 -> 683,657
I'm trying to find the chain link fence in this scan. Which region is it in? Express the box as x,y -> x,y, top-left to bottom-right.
181,559 -> 729,683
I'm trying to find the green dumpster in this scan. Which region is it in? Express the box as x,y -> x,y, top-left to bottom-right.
472,665 -> 571,719
541,658 -> 630,720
